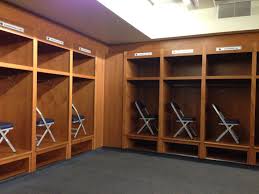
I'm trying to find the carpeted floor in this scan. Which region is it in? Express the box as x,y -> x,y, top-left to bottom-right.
0,149 -> 259,194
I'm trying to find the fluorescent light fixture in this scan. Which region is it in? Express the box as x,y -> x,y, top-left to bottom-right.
97,0 -> 259,39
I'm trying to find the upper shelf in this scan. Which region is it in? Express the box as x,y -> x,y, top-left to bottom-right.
207,52 -> 252,76
0,30 -> 33,68
73,51 -> 95,77
38,41 -> 70,73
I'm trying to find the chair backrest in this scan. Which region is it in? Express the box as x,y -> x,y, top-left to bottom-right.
170,101 -> 184,121
135,101 -> 149,118
36,107 -> 48,126
72,104 -> 81,120
212,104 -> 226,123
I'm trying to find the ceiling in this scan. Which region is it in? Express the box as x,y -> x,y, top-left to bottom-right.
4,0 -> 259,45
4,0 -> 150,45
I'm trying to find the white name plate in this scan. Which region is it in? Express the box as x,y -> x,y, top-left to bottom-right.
79,47 -> 92,54
134,52 -> 152,57
172,49 -> 194,55
216,46 -> 242,52
0,21 -> 24,33
46,36 -> 64,46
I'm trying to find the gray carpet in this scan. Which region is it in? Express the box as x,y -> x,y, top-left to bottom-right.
1,149 -> 259,194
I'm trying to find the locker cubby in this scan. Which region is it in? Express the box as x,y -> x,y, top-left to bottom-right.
128,139 -> 157,152
38,41 -> 70,72
254,80 -> 259,145
72,140 -> 93,156
206,80 -> 251,146
163,80 -> 201,139
73,51 -> 95,76
206,147 -> 247,164
125,80 -> 159,137
0,68 -> 32,157
72,77 -> 95,139
207,52 -> 252,76
36,147 -> 66,168
164,55 -> 202,77
163,142 -> 198,157
37,73 -> 69,149
0,30 -> 33,67
0,157 -> 30,180
126,57 -> 160,78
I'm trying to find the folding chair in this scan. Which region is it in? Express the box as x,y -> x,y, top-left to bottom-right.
0,122 -> 16,152
212,104 -> 240,144
36,107 -> 56,147
135,101 -> 157,135
170,102 -> 197,139
71,104 -> 87,138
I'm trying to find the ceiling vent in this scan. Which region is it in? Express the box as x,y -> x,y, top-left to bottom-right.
214,0 -> 251,18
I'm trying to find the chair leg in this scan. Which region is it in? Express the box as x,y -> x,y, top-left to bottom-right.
37,124 -> 56,147
81,121 -> 87,135
0,130 -> 16,153
216,128 -> 229,142
0,130 -> 9,143
137,122 -> 148,134
216,124 -> 239,144
174,122 -> 193,139
146,120 -> 155,135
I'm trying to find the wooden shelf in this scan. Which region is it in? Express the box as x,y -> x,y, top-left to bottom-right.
207,52 -> 252,76
162,137 -> 200,145
127,138 -> 157,152
73,73 -> 95,80
206,146 -> 248,164
37,68 -> 70,76
205,141 -> 249,151
164,55 -> 202,77
72,137 -> 93,156
127,77 -> 160,81
127,132 -> 158,141
0,62 -> 33,71
72,135 -> 94,145
38,41 -> 70,73
164,76 -> 201,80
206,75 -> 251,80
36,140 -> 68,155
73,51 -> 95,76
0,146 -> 31,163
163,141 -> 199,158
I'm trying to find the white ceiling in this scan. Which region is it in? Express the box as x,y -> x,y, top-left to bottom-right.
4,0 -> 150,44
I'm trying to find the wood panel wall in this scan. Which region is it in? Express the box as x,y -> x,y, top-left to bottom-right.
0,1 -> 108,148
104,32 -> 259,148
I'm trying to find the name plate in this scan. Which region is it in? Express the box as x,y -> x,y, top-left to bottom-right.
172,49 -> 194,55
79,47 -> 92,54
46,36 -> 64,46
216,46 -> 242,52
134,52 -> 152,57
0,21 -> 24,33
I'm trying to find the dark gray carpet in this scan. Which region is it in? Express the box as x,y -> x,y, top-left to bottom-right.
1,149 -> 259,194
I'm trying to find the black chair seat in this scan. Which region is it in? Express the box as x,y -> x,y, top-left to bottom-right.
72,114 -> 85,122
0,122 -> 13,129
177,117 -> 195,122
140,114 -> 158,119
36,118 -> 54,125
219,119 -> 240,125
